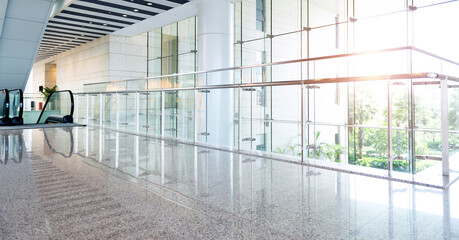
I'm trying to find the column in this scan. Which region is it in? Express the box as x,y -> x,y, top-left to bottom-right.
197,0 -> 234,147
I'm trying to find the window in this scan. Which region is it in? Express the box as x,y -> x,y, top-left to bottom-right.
256,0 -> 265,31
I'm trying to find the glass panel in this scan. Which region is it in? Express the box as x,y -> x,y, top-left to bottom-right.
196,90 -> 207,143
352,11 -> 407,52
0,89 -> 8,118
272,32 -> 301,62
8,90 -> 22,119
164,91 -> 178,138
234,1 -> 242,44
271,86 -> 301,157
413,1 -> 459,63
38,91 -> 73,124
309,57 -> 347,80
347,82 -> 388,170
349,50 -> 409,77
75,94 -> 87,124
148,59 -> 162,78
309,23 -> 346,58
162,23 -> 178,75
117,93 -> 136,132
241,38 -> 271,66
148,28 -> 162,60
178,17 -> 196,54
272,0 -> 301,35
413,81 -> 440,130
240,87 -> 254,151
127,79 -> 147,91
176,90 -> 195,141
139,92 -> 161,136
207,70 -> 233,85
391,79 -> 411,173
147,77 -> 162,89
102,93 -> 116,129
88,94 -> 100,126
354,0 -> 405,18
414,131 -> 441,173
272,62 -> 300,82
242,0 -> 269,41
206,88 -> 237,148
117,133 -> 136,175
309,0 -> 347,28
351,81 -> 388,127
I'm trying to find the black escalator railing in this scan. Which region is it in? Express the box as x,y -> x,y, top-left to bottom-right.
37,90 -> 74,124
0,89 -> 10,126
8,89 -> 24,125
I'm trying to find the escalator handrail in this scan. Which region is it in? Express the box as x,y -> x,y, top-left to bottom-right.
36,90 -> 74,124
8,89 -> 23,119
0,89 -> 10,118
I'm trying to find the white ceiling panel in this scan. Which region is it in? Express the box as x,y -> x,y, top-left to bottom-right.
0,73 -> 29,89
0,0 -> 54,90
0,57 -> 32,74
0,39 -> 37,58
2,18 -> 45,41
6,0 -> 53,22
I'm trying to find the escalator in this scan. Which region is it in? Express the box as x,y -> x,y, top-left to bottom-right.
0,89 -> 76,127
0,89 -> 11,126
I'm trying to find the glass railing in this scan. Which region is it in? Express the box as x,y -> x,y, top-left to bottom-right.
0,89 -> 10,125
75,46 -> 459,180
8,89 -> 23,125
37,90 -> 74,124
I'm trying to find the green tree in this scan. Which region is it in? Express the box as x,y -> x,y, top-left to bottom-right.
354,92 -> 377,159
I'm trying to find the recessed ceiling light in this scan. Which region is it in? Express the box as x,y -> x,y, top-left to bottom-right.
123,14 -> 127,17
147,2 -> 152,5
133,9 -> 138,12
103,23 -> 107,26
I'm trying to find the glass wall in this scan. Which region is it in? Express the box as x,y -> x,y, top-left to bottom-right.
233,0 -> 459,173
78,0 -> 459,179
147,17 -> 197,85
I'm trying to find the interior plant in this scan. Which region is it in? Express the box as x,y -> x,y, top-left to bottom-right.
41,85 -> 58,99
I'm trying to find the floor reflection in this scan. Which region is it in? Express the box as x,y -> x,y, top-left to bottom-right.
43,127 -> 74,158
30,127 -> 459,238
0,130 -> 24,164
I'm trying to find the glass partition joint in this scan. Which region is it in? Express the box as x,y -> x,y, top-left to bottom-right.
237,87 -> 241,151
161,91 -> 165,137
300,83 -> 304,163
116,93 -> 120,131
85,94 -> 89,125
74,95 -> 79,124
441,78 -> 449,176
135,92 -> 140,133
387,79 -> 393,176
99,94 -> 103,126
194,89 -> 198,142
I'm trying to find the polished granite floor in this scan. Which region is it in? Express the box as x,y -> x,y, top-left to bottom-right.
0,126 -> 458,239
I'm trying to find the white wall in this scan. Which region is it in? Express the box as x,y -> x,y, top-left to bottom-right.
30,33 -> 147,93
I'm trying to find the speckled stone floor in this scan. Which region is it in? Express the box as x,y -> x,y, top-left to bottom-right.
0,126 -> 458,239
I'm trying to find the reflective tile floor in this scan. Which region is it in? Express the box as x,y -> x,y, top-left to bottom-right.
1,126 -> 459,239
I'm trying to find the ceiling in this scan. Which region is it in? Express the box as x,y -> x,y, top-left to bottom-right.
0,0 -> 55,90
36,0 -> 190,62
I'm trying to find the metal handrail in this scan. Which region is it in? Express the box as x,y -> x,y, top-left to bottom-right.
83,46 -> 459,87
75,72 -> 459,95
